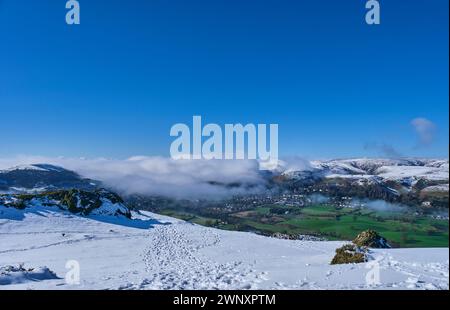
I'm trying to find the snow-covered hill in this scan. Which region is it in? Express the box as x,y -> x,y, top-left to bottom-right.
275,158 -> 449,208
0,164 -> 98,194
282,158 -> 449,184
0,204 -> 448,290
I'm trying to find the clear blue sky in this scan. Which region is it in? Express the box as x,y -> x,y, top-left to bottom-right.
0,0 -> 448,159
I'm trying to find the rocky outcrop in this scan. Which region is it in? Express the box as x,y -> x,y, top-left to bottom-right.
0,189 -> 131,218
331,230 -> 390,265
353,230 -> 390,248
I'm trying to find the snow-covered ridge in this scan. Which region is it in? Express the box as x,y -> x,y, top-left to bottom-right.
0,164 -> 98,194
0,164 -> 48,173
280,158 -> 449,188
0,164 -> 67,173
310,158 -> 449,178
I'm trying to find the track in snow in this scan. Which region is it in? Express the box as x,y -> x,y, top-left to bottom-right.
131,223 -> 267,290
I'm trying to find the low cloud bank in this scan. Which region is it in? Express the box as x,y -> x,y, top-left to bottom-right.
0,156 -> 270,199
280,156 -> 312,172
351,198 -> 408,213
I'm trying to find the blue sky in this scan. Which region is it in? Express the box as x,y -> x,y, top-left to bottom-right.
0,0 -> 448,159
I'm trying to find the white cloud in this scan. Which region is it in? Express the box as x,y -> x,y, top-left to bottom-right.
411,117 -> 436,147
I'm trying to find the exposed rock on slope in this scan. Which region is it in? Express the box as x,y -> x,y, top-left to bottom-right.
353,230 -> 390,248
0,189 -> 131,218
331,230 -> 390,265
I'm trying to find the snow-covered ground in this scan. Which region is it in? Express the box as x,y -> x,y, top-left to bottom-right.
0,206 -> 448,290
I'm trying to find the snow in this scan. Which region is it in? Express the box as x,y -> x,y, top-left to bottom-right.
311,161 -> 367,175
0,164 -> 68,174
90,198 -> 130,217
8,187 -> 49,194
376,165 -> 449,182
325,174 -> 374,180
422,184 -> 449,192
282,159 -> 449,191
0,265 -> 59,285
0,164 -> 49,173
0,206 -> 448,290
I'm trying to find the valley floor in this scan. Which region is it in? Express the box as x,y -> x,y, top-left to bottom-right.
0,206 -> 448,290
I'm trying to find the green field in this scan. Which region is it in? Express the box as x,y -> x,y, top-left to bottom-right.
158,204 -> 449,248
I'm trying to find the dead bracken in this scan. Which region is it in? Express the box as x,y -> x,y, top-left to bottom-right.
330,244 -> 368,265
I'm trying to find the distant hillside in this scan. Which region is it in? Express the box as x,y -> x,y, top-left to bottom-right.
0,164 -> 99,193
276,158 -> 449,208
